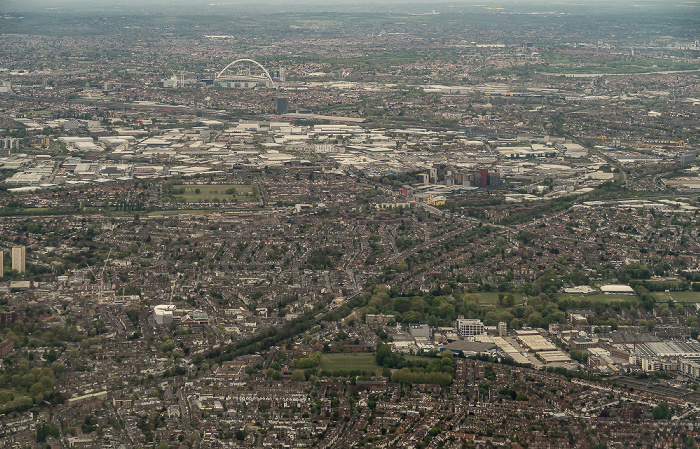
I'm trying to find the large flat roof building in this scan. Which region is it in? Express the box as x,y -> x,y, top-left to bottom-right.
154,304 -> 176,325
600,284 -> 635,294
215,75 -> 271,88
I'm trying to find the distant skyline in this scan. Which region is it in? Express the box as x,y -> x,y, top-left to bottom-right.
1,0 -> 689,14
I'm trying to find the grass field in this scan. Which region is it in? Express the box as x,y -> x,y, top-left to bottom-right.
319,353 -> 380,373
0,207 -> 51,216
555,293 -> 641,305
653,291 -> 700,303
170,184 -> 258,203
149,207 -> 268,216
477,292 -> 524,306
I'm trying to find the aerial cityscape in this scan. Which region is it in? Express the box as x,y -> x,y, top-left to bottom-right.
0,0 -> 699,448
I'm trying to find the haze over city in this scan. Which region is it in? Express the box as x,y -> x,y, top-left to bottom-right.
3,0 -> 692,13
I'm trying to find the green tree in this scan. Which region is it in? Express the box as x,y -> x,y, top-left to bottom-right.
36,423 -> 60,442
570,350 -> 589,362
652,402 -> 670,419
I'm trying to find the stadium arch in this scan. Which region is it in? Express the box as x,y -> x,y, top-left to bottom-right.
216,58 -> 275,88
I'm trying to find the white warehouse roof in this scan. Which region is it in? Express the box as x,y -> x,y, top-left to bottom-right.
600,284 -> 635,294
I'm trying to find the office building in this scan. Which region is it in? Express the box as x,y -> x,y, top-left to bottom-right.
479,168 -> 489,188
681,151 -> 696,164
0,339 -> 14,358
408,323 -> 431,338
277,98 -> 288,115
454,318 -> 485,337
12,246 -> 25,273
429,167 -> 438,183
0,311 -> 18,327
154,304 -> 176,325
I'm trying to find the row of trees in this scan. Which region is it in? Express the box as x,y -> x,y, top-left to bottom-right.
293,351 -> 322,369
391,369 -> 452,387
376,343 -> 454,386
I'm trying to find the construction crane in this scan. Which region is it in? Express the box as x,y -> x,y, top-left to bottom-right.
99,248 -> 112,299
85,248 -> 111,302
598,135 -> 607,144
85,264 -> 100,300
169,273 -> 184,304
120,279 -> 136,301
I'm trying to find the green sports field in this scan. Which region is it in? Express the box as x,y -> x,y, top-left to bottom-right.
555,293 -> 641,305
170,184 -> 258,203
319,353 -> 380,373
476,292 -> 524,306
653,291 -> 700,303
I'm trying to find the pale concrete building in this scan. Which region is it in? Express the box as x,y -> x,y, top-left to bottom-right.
12,246 -> 25,273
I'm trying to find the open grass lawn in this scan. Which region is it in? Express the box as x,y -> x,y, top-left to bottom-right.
149,207 -> 268,216
171,184 -> 258,203
0,207 -> 51,216
477,292 -> 524,306
319,353 -> 380,373
555,293 -> 641,305
653,291 -> 700,303
19,207 -> 49,213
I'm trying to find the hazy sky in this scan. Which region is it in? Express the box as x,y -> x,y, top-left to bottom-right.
2,0 -> 685,14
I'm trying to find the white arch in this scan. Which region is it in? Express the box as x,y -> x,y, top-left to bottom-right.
216,58 -> 275,88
